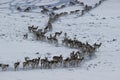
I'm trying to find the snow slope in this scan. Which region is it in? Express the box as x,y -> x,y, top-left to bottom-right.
0,0 -> 120,80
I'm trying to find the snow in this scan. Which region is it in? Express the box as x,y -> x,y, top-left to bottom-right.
0,0 -> 120,80
1,69 -> 120,80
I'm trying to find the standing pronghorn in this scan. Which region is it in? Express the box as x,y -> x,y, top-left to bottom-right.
14,62 -> 20,71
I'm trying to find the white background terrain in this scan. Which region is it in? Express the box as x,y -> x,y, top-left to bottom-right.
0,0 -> 120,80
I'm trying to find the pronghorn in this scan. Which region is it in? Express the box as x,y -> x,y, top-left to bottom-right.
14,62 -> 20,71
54,31 -> 62,37
0,64 -> 9,71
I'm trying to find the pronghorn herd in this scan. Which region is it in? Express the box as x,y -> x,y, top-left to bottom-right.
16,0 -> 106,16
0,0 -> 105,71
0,23 -> 102,72
0,42 -> 102,71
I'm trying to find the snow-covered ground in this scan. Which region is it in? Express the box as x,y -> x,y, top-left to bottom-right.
0,0 -> 120,80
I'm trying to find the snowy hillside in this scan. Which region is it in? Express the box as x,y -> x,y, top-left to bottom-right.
0,0 -> 120,80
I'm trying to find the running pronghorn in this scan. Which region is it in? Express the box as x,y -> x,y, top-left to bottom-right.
0,64 -> 9,71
